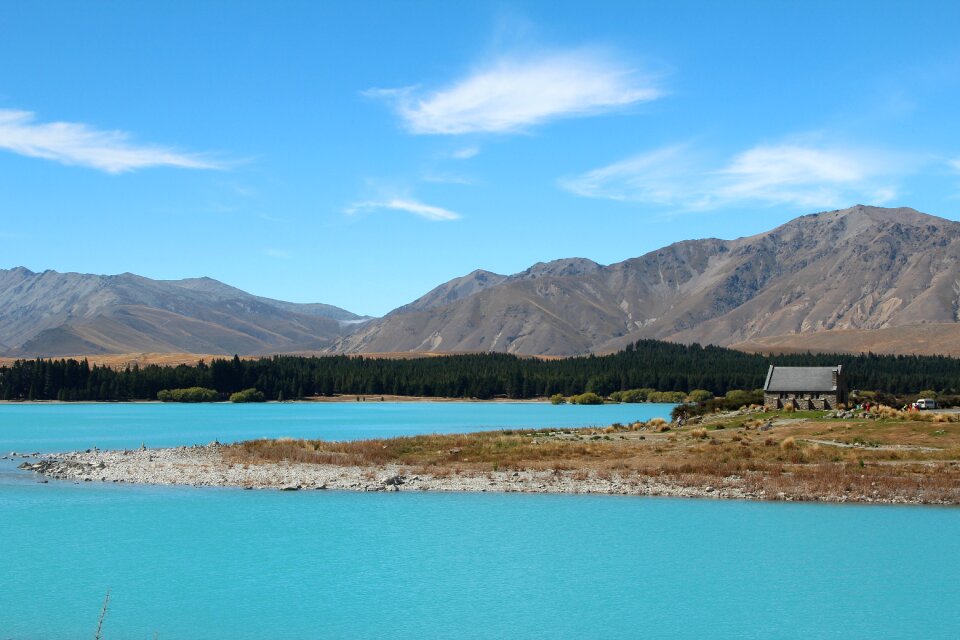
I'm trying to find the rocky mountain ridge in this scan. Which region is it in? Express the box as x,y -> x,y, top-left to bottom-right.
331,205 -> 960,355
4,205 -> 958,358
0,268 -> 369,356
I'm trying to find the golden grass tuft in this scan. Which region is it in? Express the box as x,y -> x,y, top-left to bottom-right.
780,436 -> 797,451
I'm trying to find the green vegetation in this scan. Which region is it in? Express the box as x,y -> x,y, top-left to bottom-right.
549,393 -> 566,405
673,389 -> 766,419
229,388 -> 266,403
610,388 -> 654,403
156,387 -> 218,402
4,340 -> 960,402
687,389 -> 714,403
568,392 -> 603,405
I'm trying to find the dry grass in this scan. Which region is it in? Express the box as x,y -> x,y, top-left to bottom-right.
224,413 -> 960,504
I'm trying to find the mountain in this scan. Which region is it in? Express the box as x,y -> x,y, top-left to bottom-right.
333,205 -> 960,356
0,268 -> 369,357
6,205 -> 958,359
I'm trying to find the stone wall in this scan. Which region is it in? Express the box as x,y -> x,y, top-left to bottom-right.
764,392 -> 840,410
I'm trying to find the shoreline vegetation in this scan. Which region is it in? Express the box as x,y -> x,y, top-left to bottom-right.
20,407 -> 960,505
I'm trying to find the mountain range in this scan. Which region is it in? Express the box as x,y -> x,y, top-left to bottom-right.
4,205 -> 960,358
0,269 -> 368,357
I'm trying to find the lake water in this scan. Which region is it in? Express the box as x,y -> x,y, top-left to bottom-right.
0,401 -> 676,454
2,403 -> 959,639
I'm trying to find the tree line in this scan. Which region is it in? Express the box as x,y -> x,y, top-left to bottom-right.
1,340 -> 959,402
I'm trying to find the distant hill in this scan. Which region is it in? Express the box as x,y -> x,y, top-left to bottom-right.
6,205 -> 960,359
0,268 -> 370,357
333,205 -> 960,356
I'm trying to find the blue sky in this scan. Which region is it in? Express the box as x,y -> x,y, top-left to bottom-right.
2,0 -> 959,316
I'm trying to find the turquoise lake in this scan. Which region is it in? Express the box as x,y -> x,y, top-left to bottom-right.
2,403 -> 959,638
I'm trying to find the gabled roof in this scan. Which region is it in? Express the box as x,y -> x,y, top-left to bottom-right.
764,365 -> 841,392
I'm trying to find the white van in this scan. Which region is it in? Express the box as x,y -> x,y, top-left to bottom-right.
916,398 -> 937,410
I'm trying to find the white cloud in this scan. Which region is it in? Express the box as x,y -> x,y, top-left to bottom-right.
264,248 -> 291,259
0,109 -> 221,173
346,198 -> 461,221
950,158 -> 960,172
452,146 -> 479,159
561,142 -> 909,211
369,50 -> 662,135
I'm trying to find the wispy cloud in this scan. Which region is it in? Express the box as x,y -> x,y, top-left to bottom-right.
561,141 -> 910,211
367,49 -> 662,135
950,158 -> 960,172
264,248 -> 291,259
0,109 -> 222,173
452,146 -> 479,159
346,198 -> 461,221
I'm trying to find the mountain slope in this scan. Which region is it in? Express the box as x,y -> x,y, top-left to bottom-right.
334,205 -> 960,355
0,269 -> 367,357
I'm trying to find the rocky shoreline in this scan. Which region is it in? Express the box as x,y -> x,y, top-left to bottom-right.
12,442 -> 946,505
18,443 -> 751,499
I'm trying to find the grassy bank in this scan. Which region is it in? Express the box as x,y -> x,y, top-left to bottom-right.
225,410 -> 960,504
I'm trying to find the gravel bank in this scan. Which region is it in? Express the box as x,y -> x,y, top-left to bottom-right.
16,443 -> 950,504
18,443 -> 762,500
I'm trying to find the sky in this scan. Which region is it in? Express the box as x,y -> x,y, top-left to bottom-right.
2,0 -> 959,316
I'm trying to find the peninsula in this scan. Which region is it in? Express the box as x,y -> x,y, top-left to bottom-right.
20,407 -> 960,505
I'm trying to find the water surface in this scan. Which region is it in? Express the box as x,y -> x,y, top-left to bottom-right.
2,402 -> 958,638
2,482 -> 958,639
0,401 -> 675,454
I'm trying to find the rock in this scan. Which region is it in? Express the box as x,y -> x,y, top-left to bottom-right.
280,485 -> 300,491
208,440 -> 221,448
383,474 -> 405,486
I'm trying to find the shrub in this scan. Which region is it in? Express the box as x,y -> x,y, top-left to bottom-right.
157,387 -> 218,402
549,393 -> 567,405
625,388 -> 654,403
569,392 -> 604,405
229,388 -> 266,403
648,390 -> 686,403
780,436 -> 797,451
687,389 -> 713,403
725,389 -> 753,407
611,388 -> 653,403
